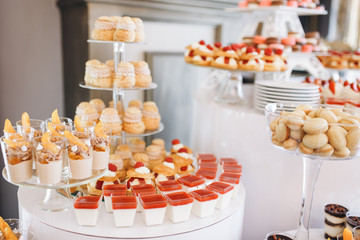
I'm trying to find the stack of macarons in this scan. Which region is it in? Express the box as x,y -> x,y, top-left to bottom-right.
237,0 -> 325,9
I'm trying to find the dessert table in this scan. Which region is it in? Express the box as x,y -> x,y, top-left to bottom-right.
18,183 -> 245,240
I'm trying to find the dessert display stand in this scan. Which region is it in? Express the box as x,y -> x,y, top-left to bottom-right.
325,68 -> 360,82
18,184 -> 246,240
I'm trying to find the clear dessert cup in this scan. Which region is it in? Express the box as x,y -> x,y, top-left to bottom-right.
189,189 -> 218,218
16,119 -> 45,138
67,131 -> 93,179
2,218 -> 35,240
45,117 -> 73,135
265,232 -> 294,240
139,194 -> 167,226
219,172 -> 241,198
353,226 -> 360,240
206,181 -> 233,210
265,102 -> 360,240
196,169 -> 217,186
73,194 -> 102,226
131,184 -> 156,212
156,180 -> 182,195
112,196 -> 137,227
33,135 -> 64,185
198,162 -> 218,171
165,191 -> 193,223
177,175 -> 206,192
0,133 -> 33,183
103,184 -> 126,213
91,130 -> 111,170
75,121 -> 96,132
346,211 -> 360,232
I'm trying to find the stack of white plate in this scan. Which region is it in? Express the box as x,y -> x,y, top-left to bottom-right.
255,80 -> 320,111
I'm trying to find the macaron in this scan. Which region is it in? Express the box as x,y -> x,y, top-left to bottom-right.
281,37 -> 296,46
302,44 -> 313,53
287,0 -> 298,7
254,35 -> 266,44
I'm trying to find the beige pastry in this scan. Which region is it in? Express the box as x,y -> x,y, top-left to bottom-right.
128,137 -> 146,153
303,118 -> 328,134
327,126 -> 346,150
283,138 -> 298,151
333,147 -> 350,158
146,145 -> 164,169
99,108 -> 122,135
132,152 -> 149,167
89,99 -> 106,116
336,112 -> 351,120
122,107 -> 145,134
286,115 -> 304,131
305,116 -> 312,120
272,136 -> 283,147
317,109 -> 337,123
274,123 -> 290,142
295,105 -> 312,114
299,142 -> 314,155
307,110 -> 317,118
113,62 -> 135,88
91,16 -> 116,41
152,138 -> 167,158
346,127 -> 360,149
128,100 -> 142,110
132,61 -> 152,87
115,144 -> 133,169
270,117 -> 280,132
142,103 -> 161,130
113,16 -> 136,42
290,129 -> 305,141
317,144 -> 334,157
339,117 -> 360,131
132,18 -> 145,42
84,59 -> 113,88
302,133 -> 328,149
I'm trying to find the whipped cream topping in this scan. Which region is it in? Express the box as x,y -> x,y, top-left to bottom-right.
191,43 -> 200,49
116,22 -> 136,31
135,166 -> 150,174
131,178 -> 152,185
123,112 -> 142,123
156,174 -> 168,182
177,152 -> 192,159
342,86 -> 360,100
163,162 -> 175,169
85,139 -> 91,146
244,59 -> 264,66
95,20 -> 116,30
172,143 -> 184,151
323,82 -> 343,98
215,56 -> 237,66
105,171 -> 116,177
134,67 -> 151,75
193,55 -> 212,62
86,66 -> 112,78
187,165 -> 193,172
71,145 -> 78,152
199,45 -> 212,53
81,112 -> 99,121
36,144 -> 43,151
225,50 -> 236,54
21,145 -> 28,152
100,114 -> 121,123
143,110 -> 160,119
184,49 -> 190,57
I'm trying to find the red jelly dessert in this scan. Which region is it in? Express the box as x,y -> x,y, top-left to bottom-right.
165,191 -> 194,206
131,184 -> 156,196
196,169 -> 217,180
190,189 -> 218,202
157,180 -> 182,193
140,194 -> 167,209
220,157 -> 238,165
178,175 -> 205,187
223,164 -> 242,174
219,172 -> 241,184
74,196 -> 101,209
197,154 -> 217,163
199,162 -> 218,171
103,184 -> 126,197
112,196 -> 137,209
207,181 -> 234,194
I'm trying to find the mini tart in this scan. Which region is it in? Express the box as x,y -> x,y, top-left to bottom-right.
211,56 -> 238,70
123,107 -> 145,134
142,104 -> 161,130
84,59 -> 113,88
131,61 -> 152,87
171,153 -> 193,168
91,16 -> 116,41
126,168 -> 154,179
176,164 -> 195,176
113,16 -> 136,42
99,108 -> 122,135
216,47 -> 239,59
152,163 -> 177,176
238,53 -> 264,71
326,55 -> 348,69
89,98 -> 106,116
170,145 -> 193,154
131,17 -> 145,42
192,55 -> 213,67
194,43 -> 214,58
114,62 -> 135,88
262,55 -> 283,71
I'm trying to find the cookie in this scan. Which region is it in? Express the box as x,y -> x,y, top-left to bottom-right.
317,144 -> 334,157
327,126 -> 347,150
302,133 -> 328,149
295,105 -> 313,114
303,118 -> 328,134
283,138 -> 298,151
333,147 -> 350,158
290,129 -> 305,141
274,123 -> 290,142
346,127 -> 360,149
299,142 -> 314,155
318,109 -> 338,123
286,115 -> 304,131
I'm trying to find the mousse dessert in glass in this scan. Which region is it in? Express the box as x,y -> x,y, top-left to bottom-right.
64,130 -> 93,179
91,122 -> 110,170
16,112 -> 45,138
34,133 -> 64,185
324,204 -> 348,240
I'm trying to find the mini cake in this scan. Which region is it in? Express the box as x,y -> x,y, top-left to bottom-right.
84,59 -> 113,88
91,16 -> 116,41
108,154 -> 126,178
89,98 -> 106,116
238,47 -> 264,71
346,215 -> 360,232
113,62 -> 135,88
132,152 -> 149,168
131,61 -> 152,87
142,103 -> 161,130
132,17 -> 145,42
99,108 -> 122,135
128,137 -> 146,153
324,204 -> 349,240
152,138 -> 167,158
115,144 -> 133,170
211,46 -> 238,70
126,162 -> 154,189
113,16 -> 136,42
152,157 -> 178,182
146,144 -> 164,169
262,48 -> 282,71
170,139 -> 193,154
123,107 -> 145,134
128,100 -> 143,109
172,148 -> 194,175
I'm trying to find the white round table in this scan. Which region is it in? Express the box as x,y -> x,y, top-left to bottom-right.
18,183 -> 245,240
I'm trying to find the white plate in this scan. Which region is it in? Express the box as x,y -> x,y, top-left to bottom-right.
255,88 -> 321,97
255,99 -> 319,106
256,85 -> 320,94
254,103 -> 295,112
255,80 -> 319,91
255,92 -> 320,101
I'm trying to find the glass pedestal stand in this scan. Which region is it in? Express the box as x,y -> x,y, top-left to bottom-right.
214,71 -> 244,104
38,189 -> 71,212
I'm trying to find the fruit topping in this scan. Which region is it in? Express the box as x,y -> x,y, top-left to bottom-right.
199,40 -> 205,45
108,163 -> 117,172
214,42 -> 222,48
246,47 -> 255,54
275,49 -> 283,55
223,46 -> 231,52
344,80 -> 349,87
329,80 -> 336,95
95,180 -> 104,190
178,148 -> 188,153
350,82 -> 359,92
165,157 -> 174,163
206,44 -> 213,51
224,57 -> 230,64
172,139 -> 180,145
264,48 -> 273,56
135,162 -> 145,169
180,166 -> 188,171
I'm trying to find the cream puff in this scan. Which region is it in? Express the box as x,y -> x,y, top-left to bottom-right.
75,102 -> 91,117
99,108 -> 122,135
113,62 -> 135,88
89,98 -> 106,116
146,144 -> 164,169
91,16 -> 116,41
113,16 -> 136,42
131,61 -> 152,87
171,148 -> 194,175
84,59 -> 113,88
122,107 -> 145,134
128,137 -> 146,153
79,105 -> 99,127
238,47 -> 264,71
109,100 -> 124,118
211,46 -> 239,70
184,42 -> 201,64
170,139 -> 193,154
132,152 -> 149,168
262,48 -> 283,71
132,17 -> 145,42
126,162 -> 154,189
152,156 -> 178,183
142,103 -> 161,130
152,138 -> 167,158
128,100 -> 142,110
115,144 -> 133,170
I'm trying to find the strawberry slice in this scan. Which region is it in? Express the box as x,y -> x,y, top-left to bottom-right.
178,148 -> 188,153
180,166 -> 188,171
214,42 -> 222,48
275,49 -> 283,55
126,177 -> 135,189
355,51 -> 360,56
95,180 -> 104,190
223,46 -> 231,52
344,80 -> 349,87
264,48 -> 273,56
350,83 -> 359,92
243,60 -> 249,64
305,76 -> 311,83
321,80 -> 326,86
201,56 -> 206,61
135,162 -> 145,169
206,44 -> 214,51
224,57 -> 230,64
255,59 -> 259,63
265,60 -> 273,63
189,50 -> 194,57
329,80 -> 336,95
165,157 -> 174,163
199,40 -> 205,45
246,47 -> 255,54
255,48 -> 261,54
172,139 -> 180,145
108,163 -> 117,172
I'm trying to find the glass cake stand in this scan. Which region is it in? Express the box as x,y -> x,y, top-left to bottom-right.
265,103 -> 360,240
2,168 -> 107,212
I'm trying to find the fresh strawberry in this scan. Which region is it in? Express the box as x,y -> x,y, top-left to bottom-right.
178,148 -> 188,153
172,139 -> 180,145
207,44 -> 214,51
321,80 -> 326,86
113,180 -> 119,184
255,48 -> 261,54
238,43 -> 246,49
243,60 -> 249,64
255,59 -> 259,63
180,166 -> 188,171
329,80 -> 336,95
314,79 -> 321,85
275,49 -> 283,55
265,60 -> 273,63
199,40 -> 205,45
214,42 -> 222,48
355,51 -> 360,56
189,50 -> 194,57
224,57 -> 230,64
264,48 -> 273,56
344,80 -> 349,87
350,83 -> 359,92
108,163 -> 117,172
201,56 -> 206,61
126,177 -> 135,189
135,162 -> 145,169
246,47 -> 255,54
165,157 -> 174,163
223,46 -> 231,52
95,180 -> 104,190
305,76 -> 311,83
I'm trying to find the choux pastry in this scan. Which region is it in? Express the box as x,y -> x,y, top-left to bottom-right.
327,126 -> 347,150
303,118 -> 328,135
299,142 -> 314,155
295,105 -> 312,114
317,109 -> 337,123
317,144 -> 334,157
283,138 -> 298,151
346,127 -> 360,149
302,133 -> 328,149
274,123 -> 290,142
286,115 -> 304,131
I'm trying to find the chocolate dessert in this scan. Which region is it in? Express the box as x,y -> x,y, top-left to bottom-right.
267,234 -> 292,240
324,204 -> 348,239
346,216 -> 360,231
